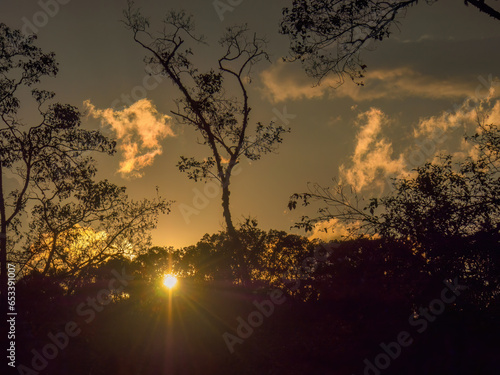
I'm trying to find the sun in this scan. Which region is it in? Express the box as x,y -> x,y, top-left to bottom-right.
162,274 -> 178,289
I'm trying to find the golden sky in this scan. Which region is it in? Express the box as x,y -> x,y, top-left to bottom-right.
2,0 -> 500,247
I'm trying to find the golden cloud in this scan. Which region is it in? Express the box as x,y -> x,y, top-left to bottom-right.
260,61 -> 477,103
338,86 -> 500,194
85,99 -> 174,178
412,87 -> 500,160
339,108 -> 406,192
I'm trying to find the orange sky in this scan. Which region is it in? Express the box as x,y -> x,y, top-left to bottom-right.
2,0 -> 500,248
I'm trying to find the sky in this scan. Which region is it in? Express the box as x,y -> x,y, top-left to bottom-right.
1,0 -> 500,248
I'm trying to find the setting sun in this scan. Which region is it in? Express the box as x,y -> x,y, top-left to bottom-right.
163,274 -> 178,289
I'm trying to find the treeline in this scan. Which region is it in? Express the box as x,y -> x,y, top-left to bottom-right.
12,112 -> 500,372
12,214 -> 500,374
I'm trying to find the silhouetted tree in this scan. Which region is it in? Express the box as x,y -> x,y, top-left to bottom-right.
280,0 -> 500,83
21,177 -> 169,287
166,219 -> 318,287
178,225 -> 253,283
134,246 -> 179,282
0,23 -> 117,350
123,1 -> 289,238
289,121 -> 500,306
376,123 -> 500,303
256,228 -> 317,288
288,180 -> 380,235
0,25 -> 171,362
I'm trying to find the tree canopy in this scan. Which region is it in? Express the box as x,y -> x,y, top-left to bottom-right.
0,23 -> 170,327
280,0 -> 500,83
289,119 -> 500,305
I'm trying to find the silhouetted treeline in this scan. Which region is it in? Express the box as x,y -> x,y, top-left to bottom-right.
12,216 -> 500,375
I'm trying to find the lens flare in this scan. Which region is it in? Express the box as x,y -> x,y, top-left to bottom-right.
163,274 -> 178,289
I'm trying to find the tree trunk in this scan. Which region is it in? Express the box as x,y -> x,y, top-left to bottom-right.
221,181 -> 237,238
221,179 -> 252,285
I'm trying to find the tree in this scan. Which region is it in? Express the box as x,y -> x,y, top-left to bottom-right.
289,119 -> 500,238
123,1 -> 289,238
0,22 -> 169,349
289,121 -> 500,305
288,180 -> 381,236
0,22 -> 109,364
134,246 -> 179,282
21,177 -> 169,289
0,22 -> 112,341
377,123 -> 500,299
280,0 -> 500,84
175,221 -> 263,283
167,219 -> 319,288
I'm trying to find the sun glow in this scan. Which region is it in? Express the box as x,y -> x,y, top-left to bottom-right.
163,274 -> 178,289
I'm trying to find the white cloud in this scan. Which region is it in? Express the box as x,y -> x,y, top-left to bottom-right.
338,87 -> 500,195
85,99 -> 174,178
309,85 -> 500,238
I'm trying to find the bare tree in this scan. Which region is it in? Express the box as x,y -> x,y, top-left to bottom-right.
123,2 -> 289,238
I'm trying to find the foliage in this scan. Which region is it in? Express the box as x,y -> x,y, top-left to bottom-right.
288,180 -> 380,235
133,219 -> 317,290
280,0 -> 500,83
289,120 -> 500,307
22,181 -> 169,281
0,22 -> 170,297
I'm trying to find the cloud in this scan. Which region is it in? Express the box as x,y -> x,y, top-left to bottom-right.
308,218 -> 379,241
412,88 -> 499,139
412,86 -> 500,160
85,99 -> 174,178
338,86 -> 500,194
311,86 -> 500,237
396,34 -> 457,44
260,61 -> 477,103
339,108 -> 406,192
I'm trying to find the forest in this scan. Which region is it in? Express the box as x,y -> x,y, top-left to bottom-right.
1,1 -> 500,374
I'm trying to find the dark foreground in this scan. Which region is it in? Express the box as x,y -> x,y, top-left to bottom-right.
11,277 -> 500,375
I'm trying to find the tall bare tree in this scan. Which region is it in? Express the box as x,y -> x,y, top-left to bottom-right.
123,2 -> 289,238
